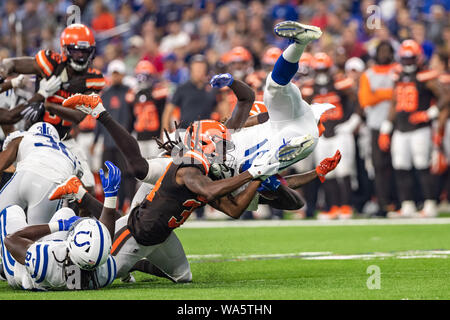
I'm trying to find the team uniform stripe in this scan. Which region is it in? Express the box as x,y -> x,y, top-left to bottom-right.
183,151 -> 210,175
94,221 -> 105,268
111,226 -> 132,256
0,208 -> 15,276
35,245 -> 49,283
36,50 -> 53,77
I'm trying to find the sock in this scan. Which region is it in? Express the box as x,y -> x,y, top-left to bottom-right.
283,42 -> 307,63
271,42 -> 307,85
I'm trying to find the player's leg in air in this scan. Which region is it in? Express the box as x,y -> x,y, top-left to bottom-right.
264,21 -> 323,169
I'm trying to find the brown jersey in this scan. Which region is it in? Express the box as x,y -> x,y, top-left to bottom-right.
131,82 -> 169,141
394,69 -> 438,132
310,77 -> 354,138
127,151 -> 209,246
35,49 -> 106,139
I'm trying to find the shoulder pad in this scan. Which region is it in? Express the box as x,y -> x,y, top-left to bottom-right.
35,50 -> 59,77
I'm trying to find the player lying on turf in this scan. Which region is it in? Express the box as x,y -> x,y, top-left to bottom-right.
0,161 -> 120,291
0,122 -> 82,224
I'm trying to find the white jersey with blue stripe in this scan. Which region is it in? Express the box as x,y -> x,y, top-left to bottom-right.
11,240 -> 116,291
6,131 -> 82,184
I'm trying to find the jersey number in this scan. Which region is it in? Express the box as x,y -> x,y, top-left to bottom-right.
134,102 -> 160,132
395,83 -> 418,112
312,93 -> 344,121
168,199 -> 202,228
34,135 -> 76,167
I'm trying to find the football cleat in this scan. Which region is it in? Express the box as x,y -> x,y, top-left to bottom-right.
278,134 -> 315,170
63,93 -> 105,118
274,21 -> 322,45
49,175 -> 85,202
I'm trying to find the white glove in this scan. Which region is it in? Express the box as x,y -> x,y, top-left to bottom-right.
11,74 -> 25,88
247,149 -> 280,179
38,75 -> 61,99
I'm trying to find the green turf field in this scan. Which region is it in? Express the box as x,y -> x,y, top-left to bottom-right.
1,221 -> 450,300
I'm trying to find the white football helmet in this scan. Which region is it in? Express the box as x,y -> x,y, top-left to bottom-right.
28,122 -> 60,141
67,218 -> 112,270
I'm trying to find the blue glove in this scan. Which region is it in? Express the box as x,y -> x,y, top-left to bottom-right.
210,73 -> 234,88
257,175 -> 281,193
57,216 -> 80,231
99,161 -> 121,197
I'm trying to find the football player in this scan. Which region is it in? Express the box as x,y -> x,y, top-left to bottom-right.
0,23 -> 105,191
0,122 -> 82,224
0,161 -> 119,290
131,60 -> 169,159
378,40 -> 446,217
292,51 -> 359,219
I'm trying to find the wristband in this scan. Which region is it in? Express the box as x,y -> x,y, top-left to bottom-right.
380,120 -> 393,134
104,196 -> 117,209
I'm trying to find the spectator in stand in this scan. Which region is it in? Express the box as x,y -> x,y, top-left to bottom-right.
162,52 -> 189,86
91,0 -> 116,33
161,54 -> 222,131
124,35 -> 144,76
411,22 -> 435,62
270,0 -> 299,23
141,31 -> 164,73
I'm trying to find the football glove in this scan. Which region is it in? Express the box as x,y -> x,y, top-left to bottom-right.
316,150 -> 341,183
37,75 -> 62,99
431,148 -> 448,175
20,101 -> 45,123
210,73 -> 234,88
11,74 -> 25,89
257,174 -> 281,192
48,176 -> 86,202
99,161 -> 121,198
63,93 -> 105,118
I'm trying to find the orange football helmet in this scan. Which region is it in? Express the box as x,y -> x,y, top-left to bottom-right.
184,120 -> 234,163
398,39 -> 423,72
312,52 -> 334,70
60,24 -> 96,71
225,46 -> 252,63
135,60 -> 156,75
398,39 -> 423,58
262,47 -> 282,66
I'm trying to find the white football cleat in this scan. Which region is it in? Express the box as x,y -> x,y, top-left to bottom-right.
274,21 -> 322,45
278,134 -> 315,170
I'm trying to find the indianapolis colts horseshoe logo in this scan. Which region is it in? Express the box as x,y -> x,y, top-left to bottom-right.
73,231 -> 91,247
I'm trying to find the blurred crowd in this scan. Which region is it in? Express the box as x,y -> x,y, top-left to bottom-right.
0,0 -> 449,219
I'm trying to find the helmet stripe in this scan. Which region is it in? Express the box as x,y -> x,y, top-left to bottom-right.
94,220 -> 105,268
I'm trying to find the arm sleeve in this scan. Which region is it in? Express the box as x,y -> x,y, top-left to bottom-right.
358,73 -> 393,108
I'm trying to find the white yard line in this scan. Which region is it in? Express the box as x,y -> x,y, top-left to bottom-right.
182,218 -> 450,229
187,250 -> 450,263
